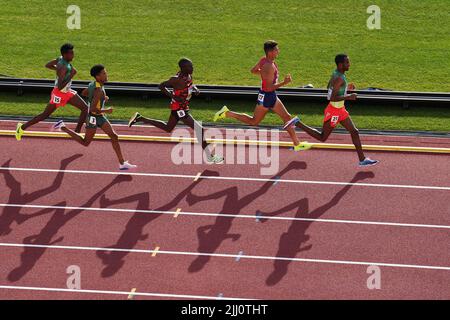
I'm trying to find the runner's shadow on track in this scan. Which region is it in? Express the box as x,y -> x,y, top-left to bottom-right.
96,169 -> 220,278
0,155 -> 83,236
7,174 -> 132,282
259,171 -> 375,286
186,161 -> 307,273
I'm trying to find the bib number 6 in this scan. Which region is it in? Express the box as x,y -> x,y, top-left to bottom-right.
177,110 -> 186,118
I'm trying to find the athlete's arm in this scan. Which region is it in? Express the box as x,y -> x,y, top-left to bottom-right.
260,63 -> 291,91
250,61 -> 261,75
45,58 -> 59,70
56,64 -> 76,91
329,77 -> 357,101
159,77 -> 183,102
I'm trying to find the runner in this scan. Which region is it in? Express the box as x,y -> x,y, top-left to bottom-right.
15,43 -> 88,140
53,64 -> 136,170
128,58 -> 224,164
285,54 -> 379,167
213,40 -> 310,151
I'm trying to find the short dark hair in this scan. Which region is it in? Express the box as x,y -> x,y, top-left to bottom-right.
335,54 -> 348,66
60,43 -> 74,55
178,58 -> 192,69
90,64 -> 105,78
264,40 -> 278,54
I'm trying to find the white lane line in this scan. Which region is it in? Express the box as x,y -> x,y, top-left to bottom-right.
1,203 -> 449,230
1,166 -> 449,191
0,285 -> 253,300
0,242 -> 449,271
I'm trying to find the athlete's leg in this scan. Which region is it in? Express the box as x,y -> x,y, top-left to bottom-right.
21,104 -> 57,130
101,121 -> 125,165
137,112 -> 179,133
225,104 -> 269,126
339,116 -> 365,162
272,98 -> 300,146
68,94 -> 89,133
181,113 -> 212,157
61,125 -> 96,146
296,119 -> 334,142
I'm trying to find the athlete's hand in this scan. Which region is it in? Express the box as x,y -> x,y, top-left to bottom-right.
283,74 -> 292,85
348,93 -> 358,101
103,107 -> 114,114
348,83 -> 356,91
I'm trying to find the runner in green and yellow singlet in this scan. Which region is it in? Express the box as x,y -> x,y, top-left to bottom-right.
53,64 -> 137,171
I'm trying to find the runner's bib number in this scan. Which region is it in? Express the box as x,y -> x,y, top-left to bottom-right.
89,116 -> 97,125
257,93 -> 265,104
53,96 -> 61,104
331,116 -> 339,124
177,110 -> 186,118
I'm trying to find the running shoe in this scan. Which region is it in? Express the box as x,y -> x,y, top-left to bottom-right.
283,116 -> 300,130
359,158 -> 379,167
213,106 -> 229,122
207,154 -> 224,164
128,112 -> 141,127
52,120 -> 66,131
119,161 -> 137,170
15,123 -> 24,141
293,141 -> 312,152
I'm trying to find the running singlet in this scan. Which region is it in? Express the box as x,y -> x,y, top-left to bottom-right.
170,72 -> 193,111
54,56 -> 73,93
87,81 -> 106,115
259,57 -> 278,92
326,70 -> 348,108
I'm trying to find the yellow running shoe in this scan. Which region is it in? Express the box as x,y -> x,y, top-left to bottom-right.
15,123 -> 24,141
293,141 -> 312,152
213,106 -> 229,122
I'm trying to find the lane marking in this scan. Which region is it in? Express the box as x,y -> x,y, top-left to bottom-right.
1,203 -> 449,230
1,129 -> 450,154
174,208 -> 182,218
1,166 -> 450,191
194,172 -> 202,182
151,246 -> 160,257
127,288 -> 136,300
0,285 -> 253,300
217,293 -> 224,300
0,242 -> 449,272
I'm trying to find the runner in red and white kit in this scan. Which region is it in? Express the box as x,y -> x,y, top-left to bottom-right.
15,43 -> 88,141
213,40 -> 310,151
128,58 -> 224,164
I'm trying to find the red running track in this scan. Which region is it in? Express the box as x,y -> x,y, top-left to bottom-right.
0,122 -> 449,300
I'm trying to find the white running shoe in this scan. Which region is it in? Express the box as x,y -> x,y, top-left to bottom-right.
52,120 -> 66,132
119,161 -> 137,170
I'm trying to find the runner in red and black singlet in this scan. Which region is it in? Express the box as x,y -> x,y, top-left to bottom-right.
128,58 -> 224,164
15,43 -> 88,141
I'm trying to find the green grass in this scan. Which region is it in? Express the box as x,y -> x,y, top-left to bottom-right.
1,92 -> 449,132
0,0 -> 449,91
